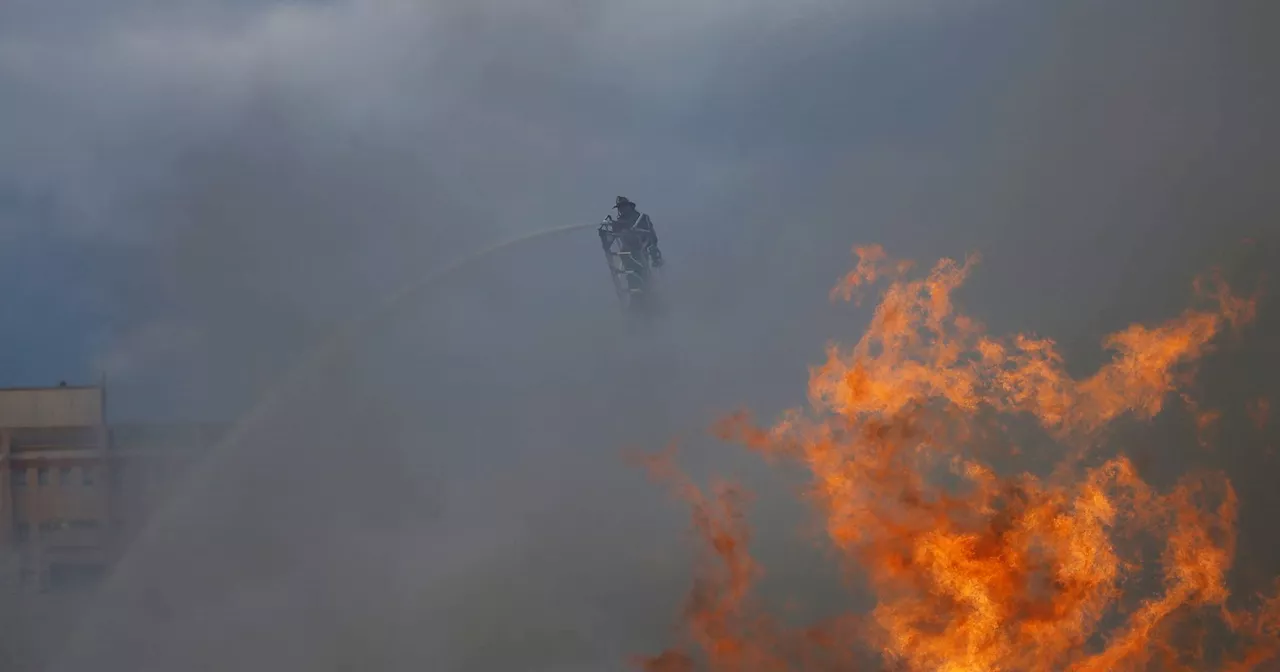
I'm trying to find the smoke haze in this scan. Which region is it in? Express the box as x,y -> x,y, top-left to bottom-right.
1,0 -> 1278,669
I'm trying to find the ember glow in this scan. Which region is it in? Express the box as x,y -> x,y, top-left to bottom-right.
636,245 -> 1280,671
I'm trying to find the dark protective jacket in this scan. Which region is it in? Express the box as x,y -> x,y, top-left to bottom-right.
607,207 -> 660,255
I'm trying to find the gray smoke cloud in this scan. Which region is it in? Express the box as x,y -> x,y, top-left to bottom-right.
1,0 -> 1278,669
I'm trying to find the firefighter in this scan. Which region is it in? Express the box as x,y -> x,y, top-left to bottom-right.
605,196 -> 663,267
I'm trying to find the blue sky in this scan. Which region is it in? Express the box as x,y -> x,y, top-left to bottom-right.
0,2 -> 1274,420
2,0 -> 1262,416
0,187 -> 110,385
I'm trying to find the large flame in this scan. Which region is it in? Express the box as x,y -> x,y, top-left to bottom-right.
636,245 -> 1278,671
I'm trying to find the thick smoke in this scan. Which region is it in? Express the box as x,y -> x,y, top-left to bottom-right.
0,0 -> 1277,669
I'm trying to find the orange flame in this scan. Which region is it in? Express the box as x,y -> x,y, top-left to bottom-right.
637,246 -> 1277,671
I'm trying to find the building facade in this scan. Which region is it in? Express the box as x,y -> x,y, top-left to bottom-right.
0,384 -> 219,591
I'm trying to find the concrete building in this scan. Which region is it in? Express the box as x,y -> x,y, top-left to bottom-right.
0,383 -> 221,591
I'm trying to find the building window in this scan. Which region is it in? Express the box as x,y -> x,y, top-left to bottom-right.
59,466 -> 72,485
9,469 -> 25,488
15,523 -> 30,542
82,466 -> 95,486
37,467 -> 50,486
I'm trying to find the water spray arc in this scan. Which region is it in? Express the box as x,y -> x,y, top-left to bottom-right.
71,221 -> 599,618
212,220 -> 601,465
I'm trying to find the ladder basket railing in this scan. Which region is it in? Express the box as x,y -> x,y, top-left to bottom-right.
598,223 -> 654,310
